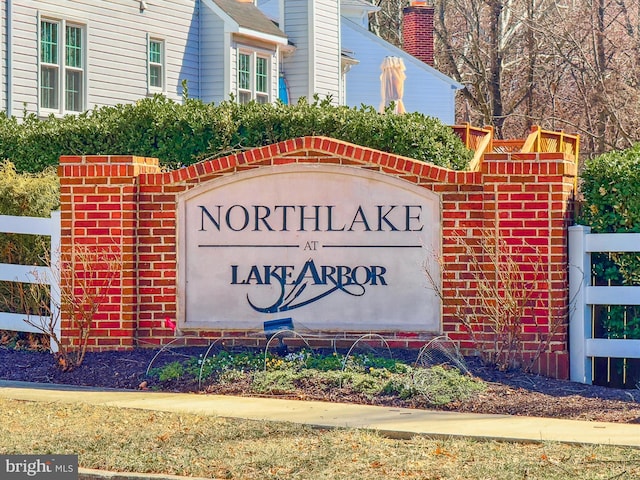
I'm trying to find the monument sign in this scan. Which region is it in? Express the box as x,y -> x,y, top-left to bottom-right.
177,164 -> 441,332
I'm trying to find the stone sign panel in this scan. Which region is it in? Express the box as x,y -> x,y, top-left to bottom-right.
177,164 -> 441,332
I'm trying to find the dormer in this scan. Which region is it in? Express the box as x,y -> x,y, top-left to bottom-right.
201,0 -> 290,104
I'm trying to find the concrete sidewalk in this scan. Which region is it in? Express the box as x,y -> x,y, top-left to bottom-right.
1,380 -> 638,448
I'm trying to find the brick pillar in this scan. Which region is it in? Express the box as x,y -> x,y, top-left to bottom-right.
58,155 -> 160,350
481,153 -> 577,378
402,1 -> 435,66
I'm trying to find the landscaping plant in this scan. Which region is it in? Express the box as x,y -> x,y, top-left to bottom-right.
0,161 -> 59,316
16,244 -> 122,370
580,145 -> 640,340
148,349 -> 485,406
425,228 -> 563,372
0,95 -> 472,173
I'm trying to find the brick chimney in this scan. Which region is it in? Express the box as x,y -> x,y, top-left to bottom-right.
402,1 -> 434,66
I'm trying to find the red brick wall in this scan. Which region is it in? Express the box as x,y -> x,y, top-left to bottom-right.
58,137 -> 576,378
402,4 -> 435,66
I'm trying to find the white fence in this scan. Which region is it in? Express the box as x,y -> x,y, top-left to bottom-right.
0,212 -> 61,350
569,225 -> 640,384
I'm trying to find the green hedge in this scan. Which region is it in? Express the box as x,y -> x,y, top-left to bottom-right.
579,143 -> 640,234
0,96 -> 472,173
579,144 -> 640,339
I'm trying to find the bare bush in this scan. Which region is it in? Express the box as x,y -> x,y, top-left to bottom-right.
426,229 -> 564,371
20,245 -> 122,371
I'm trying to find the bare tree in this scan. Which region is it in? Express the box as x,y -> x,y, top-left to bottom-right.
432,0 -> 560,138
369,0 -> 407,47
536,0 -> 640,155
371,0 -> 640,154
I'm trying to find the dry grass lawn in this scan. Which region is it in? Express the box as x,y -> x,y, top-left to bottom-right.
1,398 -> 639,479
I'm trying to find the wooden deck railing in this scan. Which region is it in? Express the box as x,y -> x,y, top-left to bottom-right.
450,123 -> 493,171
521,126 -> 580,160
451,124 -> 580,171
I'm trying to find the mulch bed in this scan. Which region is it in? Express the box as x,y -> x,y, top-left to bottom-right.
1,347 -> 639,424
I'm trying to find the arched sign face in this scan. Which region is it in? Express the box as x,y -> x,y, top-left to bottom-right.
177,164 -> 441,332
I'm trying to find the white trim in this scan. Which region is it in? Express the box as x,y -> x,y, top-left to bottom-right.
237,27 -> 288,46
5,0 -> 14,116
223,24 -> 232,99
278,0 -> 285,32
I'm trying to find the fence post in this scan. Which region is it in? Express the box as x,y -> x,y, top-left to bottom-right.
49,210 -> 61,353
568,224 -> 592,384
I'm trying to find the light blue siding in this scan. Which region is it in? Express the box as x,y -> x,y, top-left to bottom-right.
341,18 -> 459,124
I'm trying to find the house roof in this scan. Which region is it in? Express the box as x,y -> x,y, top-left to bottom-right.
342,16 -> 462,89
211,0 -> 287,40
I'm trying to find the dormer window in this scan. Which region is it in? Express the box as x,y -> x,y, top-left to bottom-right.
237,50 -> 270,104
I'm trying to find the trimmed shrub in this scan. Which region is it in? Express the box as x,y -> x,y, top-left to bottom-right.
579,144 -> 640,340
0,96 -> 472,172
579,144 -> 640,234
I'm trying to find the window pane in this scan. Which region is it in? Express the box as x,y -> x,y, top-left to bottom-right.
238,53 -> 251,90
256,94 -> 269,104
41,21 -> 58,64
150,65 -> 162,88
256,57 -> 268,94
149,41 -> 162,64
65,26 -> 83,68
40,66 -> 59,109
65,70 -> 83,112
238,91 -> 252,104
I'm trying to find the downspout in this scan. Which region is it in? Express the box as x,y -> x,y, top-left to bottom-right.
5,0 -> 12,116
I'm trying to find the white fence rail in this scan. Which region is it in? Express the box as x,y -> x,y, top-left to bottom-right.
569,225 -> 640,384
0,212 -> 61,350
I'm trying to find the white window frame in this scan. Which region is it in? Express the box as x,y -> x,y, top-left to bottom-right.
237,48 -> 271,104
38,15 -> 87,115
147,36 -> 165,94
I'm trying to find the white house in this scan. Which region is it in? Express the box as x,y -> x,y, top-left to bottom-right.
1,0 -> 460,123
